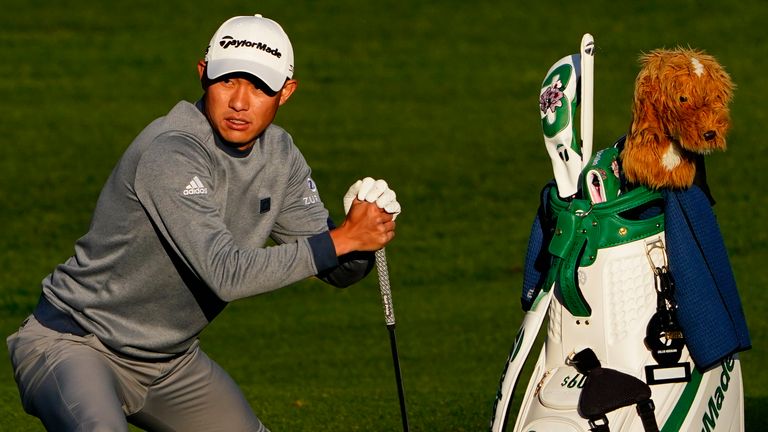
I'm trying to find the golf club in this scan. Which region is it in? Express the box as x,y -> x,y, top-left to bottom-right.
375,248 -> 409,432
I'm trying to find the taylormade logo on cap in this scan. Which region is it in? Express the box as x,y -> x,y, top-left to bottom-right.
205,14 -> 294,92
218,36 -> 283,58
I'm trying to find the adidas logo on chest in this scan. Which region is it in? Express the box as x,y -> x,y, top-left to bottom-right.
183,176 -> 208,195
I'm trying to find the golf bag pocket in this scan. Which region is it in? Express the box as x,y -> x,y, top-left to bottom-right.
538,366 -> 584,410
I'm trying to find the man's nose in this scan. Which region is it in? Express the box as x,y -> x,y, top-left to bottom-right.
229,83 -> 250,111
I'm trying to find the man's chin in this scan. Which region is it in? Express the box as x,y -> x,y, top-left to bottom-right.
219,131 -> 260,147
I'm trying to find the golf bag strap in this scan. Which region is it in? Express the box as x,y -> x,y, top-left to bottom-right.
584,393 -> 658,432
571,349 -> 659,432
547,234 -> 590,316
636,400 -> 659,432
588,416 -> 610,432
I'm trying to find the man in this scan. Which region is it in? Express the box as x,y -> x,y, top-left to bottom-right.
7,14 -> 400,432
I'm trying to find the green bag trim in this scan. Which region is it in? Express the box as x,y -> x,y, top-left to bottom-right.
545,185 -> 665,317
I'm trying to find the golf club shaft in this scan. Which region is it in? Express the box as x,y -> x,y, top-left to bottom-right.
388,324 -> 409,432
580,33 -> 595,168
375,248 -> 409,432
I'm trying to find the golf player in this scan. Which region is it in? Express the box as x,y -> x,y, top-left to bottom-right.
7,14 -> 400,432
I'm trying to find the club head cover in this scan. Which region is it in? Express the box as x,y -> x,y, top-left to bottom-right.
540,53 -> 584,198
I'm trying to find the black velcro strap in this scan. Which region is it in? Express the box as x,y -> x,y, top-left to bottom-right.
588,416 -> 611,432
636,400 -> 659,432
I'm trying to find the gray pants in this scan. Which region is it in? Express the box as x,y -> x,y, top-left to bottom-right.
7,316 -> 269,432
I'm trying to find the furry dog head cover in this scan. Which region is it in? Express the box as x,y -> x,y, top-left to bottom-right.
621,48 -> 734,189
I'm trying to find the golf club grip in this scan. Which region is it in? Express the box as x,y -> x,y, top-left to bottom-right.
375,248 -> 396,326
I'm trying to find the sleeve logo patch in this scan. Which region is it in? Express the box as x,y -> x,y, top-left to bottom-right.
303,177 -> 320,205
183,176 -> 208,196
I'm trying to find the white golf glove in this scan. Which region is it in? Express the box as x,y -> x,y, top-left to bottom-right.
343,177 -> 401,220
343,179 -> 363,214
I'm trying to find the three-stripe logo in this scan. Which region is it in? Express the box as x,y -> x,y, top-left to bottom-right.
182,176 -> 208,196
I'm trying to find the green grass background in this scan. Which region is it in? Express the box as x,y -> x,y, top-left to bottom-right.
2,0 -> 766,430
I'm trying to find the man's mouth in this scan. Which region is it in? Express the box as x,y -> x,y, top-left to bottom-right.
225,118 -> 250,131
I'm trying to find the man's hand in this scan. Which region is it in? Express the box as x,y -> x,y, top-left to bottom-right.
343,177 -> 401,220
331,200 -> 396,256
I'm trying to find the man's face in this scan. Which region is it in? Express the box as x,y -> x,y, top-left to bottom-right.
198,62 -> 296,149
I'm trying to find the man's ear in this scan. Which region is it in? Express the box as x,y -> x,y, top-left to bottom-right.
197,60 -> 207,79
278,79 -> 298,106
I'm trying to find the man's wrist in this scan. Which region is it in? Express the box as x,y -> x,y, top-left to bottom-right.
308,231 -> 339,271
329,226 -> 356,256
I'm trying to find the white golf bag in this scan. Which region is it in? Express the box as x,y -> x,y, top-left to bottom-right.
490,35 -> 744,432
491,162 -> 744,432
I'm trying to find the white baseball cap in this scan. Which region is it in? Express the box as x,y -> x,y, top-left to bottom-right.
204,14 -> 294,93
